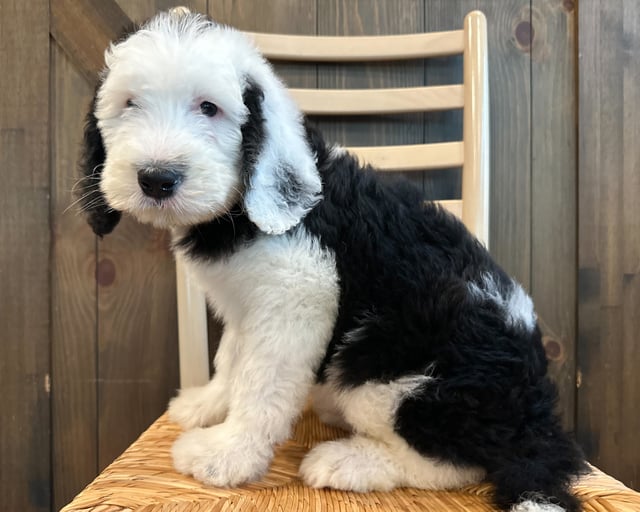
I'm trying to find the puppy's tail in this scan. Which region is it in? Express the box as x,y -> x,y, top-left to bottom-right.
486,424 -> 588,512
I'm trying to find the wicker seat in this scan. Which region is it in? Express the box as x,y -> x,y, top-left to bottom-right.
61,409 -> 640,512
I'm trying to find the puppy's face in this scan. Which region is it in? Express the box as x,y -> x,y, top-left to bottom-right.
80,11 -> 320,237
95,18 -> 248,228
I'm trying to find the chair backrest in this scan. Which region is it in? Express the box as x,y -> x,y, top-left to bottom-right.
176,11 -> 490,387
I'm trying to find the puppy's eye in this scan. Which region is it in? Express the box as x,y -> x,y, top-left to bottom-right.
126,99 -> 137,108
200,101 -> 218,117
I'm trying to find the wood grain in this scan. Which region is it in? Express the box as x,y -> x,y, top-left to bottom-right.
476,0 -> 531,287
51,0 -> 133,84
422,1 -> 467,202
316,0 -> 425,186
578,0 -> 640,489
0,1 -> 50,511
50,44 -> 100,511
530,0 -> 578,429
209,0 -> 314,33
620,3 -> 640,486
210,0 -> 317,88
97,221 -> 180,469
424,0 -> 532,283
117,0 -> 206,24
50,0 -> 211,85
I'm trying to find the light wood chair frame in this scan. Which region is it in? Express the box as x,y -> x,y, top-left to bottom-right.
176,10 -> 489,388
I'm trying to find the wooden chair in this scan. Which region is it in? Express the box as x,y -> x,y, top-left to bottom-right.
61,11 -> 640,512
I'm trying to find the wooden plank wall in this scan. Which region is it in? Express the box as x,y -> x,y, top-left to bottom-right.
51,41 -> 98,510
578,0 -> 640,489
0,1 -> 635,511
530,0 -> 577,429
0,1 -> 51,511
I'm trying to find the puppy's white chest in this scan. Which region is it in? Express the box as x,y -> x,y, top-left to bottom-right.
173,227 -> 340,329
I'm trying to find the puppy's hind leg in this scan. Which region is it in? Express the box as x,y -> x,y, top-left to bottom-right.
300,434 -> 483,492
300,377 -> 485,492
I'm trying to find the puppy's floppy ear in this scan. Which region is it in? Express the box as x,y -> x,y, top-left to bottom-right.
240,73 -> 321,235
78,94 -> 121,237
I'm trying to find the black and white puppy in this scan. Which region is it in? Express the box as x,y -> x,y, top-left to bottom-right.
78,9 -> 587,512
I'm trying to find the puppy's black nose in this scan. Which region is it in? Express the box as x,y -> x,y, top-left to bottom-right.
137,168 -> 183,199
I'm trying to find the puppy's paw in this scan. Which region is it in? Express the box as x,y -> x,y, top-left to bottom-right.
172,423 -> 273,487
299,438 -> 397,492
168,385 -> 227,430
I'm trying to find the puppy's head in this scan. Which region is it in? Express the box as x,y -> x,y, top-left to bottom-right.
79,8 -> 320,236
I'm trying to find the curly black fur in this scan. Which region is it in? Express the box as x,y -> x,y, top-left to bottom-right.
302,124 -> 588,512
175,203 -> 258,261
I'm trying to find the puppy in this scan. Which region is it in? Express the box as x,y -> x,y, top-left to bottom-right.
78,8 -> 587,512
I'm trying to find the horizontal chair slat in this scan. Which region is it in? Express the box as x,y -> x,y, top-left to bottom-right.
290,85 -> 464,115
246,30 -> 465,61
347,142 -> 464,171
437,199 -> 463,219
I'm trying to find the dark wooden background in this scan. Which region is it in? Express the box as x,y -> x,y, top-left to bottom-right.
0,1 -> 638,511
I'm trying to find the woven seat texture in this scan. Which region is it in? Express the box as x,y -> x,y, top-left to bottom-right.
61,410 -> 640,512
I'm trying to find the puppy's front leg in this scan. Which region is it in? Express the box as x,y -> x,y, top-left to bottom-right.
172,231 -> 339,487
172,314 -> 333,487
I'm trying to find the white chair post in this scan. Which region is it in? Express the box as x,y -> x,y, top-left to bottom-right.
462,10 -> 490,248
175,258 -> 210,387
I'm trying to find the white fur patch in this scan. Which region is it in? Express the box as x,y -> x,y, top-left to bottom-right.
468,273 -> 537,331
300,434 -> 484,492
328,144 -> 347,159
334,376 -> 431,438
303,375 -> 485,492
172,227 -> 339,485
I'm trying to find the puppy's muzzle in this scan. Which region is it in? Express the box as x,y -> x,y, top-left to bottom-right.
137,166 -> 184,200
